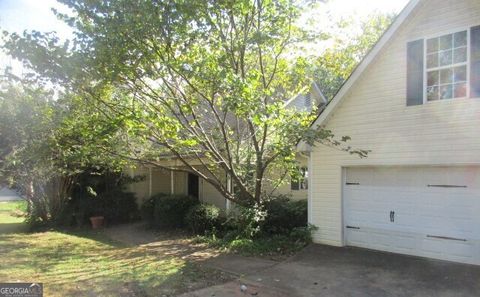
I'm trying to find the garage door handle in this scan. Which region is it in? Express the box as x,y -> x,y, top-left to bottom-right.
390,211 -> 395,222
427,235 -> 467,242
427,184 -> 467,188
346,225 -> 360,229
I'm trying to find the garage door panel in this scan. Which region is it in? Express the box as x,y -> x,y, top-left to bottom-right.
420,238 -> 474,262
345,166 -> 480,265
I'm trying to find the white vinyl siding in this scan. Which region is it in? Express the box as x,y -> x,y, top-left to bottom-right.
309,0 -> 480,246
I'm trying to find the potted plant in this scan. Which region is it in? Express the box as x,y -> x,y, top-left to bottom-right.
88,192 -> 105,229
89,215 -> 104,229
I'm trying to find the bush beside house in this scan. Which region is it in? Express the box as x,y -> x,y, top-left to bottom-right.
185,203 -> 222,235
141,193 -> 199,229
141,194 -> 313,256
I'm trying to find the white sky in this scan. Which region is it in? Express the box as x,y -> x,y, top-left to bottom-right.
0,0 -> 410,72
0,0 -> 409,36
0,0 -> 72,38
324,0 -> 408,16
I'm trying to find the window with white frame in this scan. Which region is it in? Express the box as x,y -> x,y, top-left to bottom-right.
426,30 -> 468,101
291,167 -> 308,191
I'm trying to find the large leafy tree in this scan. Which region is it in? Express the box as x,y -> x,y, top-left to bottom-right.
3,0 -> 368,206
0,77 -> 128,223
310,13 -> 395,99
0,80 -> 72,221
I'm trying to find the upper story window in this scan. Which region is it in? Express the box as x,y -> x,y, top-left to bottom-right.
426,30 -> 468,101
407,26 -> 480,106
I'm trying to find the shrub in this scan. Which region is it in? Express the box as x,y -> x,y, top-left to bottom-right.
223,203 -> 266,239
289,224 -> 318,244
102,189 -> 139,224
185,203 -> 221,234
261,196 -> 307,235
194,225 -> 318,257
140,193 -> 166,226
142,194 -> 199,229
57,171 -> 140,227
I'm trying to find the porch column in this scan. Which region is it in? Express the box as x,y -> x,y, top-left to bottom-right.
307,152 -> 313,224
226,173 -> 232,211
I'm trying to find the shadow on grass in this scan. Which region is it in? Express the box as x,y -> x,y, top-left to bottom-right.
55,228 -> 128,248
0,221 -> 232,297
0,222 -> 29,234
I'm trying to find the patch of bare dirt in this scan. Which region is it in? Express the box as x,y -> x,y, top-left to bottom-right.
102,222 -> 221,262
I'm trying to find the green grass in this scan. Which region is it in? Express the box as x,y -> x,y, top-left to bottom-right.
0,202 -> 230,296
0,201 -> 28,233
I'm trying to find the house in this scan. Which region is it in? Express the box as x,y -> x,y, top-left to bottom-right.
128,82 -> 327,209
299,0 -> 480,265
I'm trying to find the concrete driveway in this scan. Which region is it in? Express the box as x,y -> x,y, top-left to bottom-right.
185,244 -> 480,297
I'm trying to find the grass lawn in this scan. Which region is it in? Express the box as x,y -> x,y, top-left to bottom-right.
0,201 -> 230,296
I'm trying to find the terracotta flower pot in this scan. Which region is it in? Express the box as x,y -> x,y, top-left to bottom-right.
90,216 -> 104,229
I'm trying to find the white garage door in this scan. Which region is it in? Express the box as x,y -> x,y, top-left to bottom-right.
344,166 -> 480,265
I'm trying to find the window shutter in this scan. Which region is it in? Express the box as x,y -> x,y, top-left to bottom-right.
406,39 -> 424,106
470,26 -> 480,98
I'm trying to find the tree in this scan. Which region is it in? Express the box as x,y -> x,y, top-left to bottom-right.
3,0 -> 368,207
0,76 -> 128,224
310,13 -> 395,99
0,80 -> 64,221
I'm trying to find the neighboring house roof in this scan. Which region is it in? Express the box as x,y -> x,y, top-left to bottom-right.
303,0 -> 422,134
285,81 -> 328,112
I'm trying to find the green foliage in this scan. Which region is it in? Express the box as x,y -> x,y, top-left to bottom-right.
1,0 -> 371,208
142,193 -> 199,229
0,0 -> 389,213
56,171 -> 140,227
0,79 -> 131,226
184,203 -> 222,235
190,196 -> 314,257
309,13 -> 395,99
140,194 -> 160,227
224,204 -> 267,239
262,196 -> 307,234
195,225 -> 317,257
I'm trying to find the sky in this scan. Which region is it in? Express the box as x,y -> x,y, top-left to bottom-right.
0,0 -> 410,72
0,0 -> 72,38
323,0 -> 408,17
0,0 -> 409,36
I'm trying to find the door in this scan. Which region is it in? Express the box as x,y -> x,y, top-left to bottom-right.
344,166 -> 480,265
188,173 -> 199,199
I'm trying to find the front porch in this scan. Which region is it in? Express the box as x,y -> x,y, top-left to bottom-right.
128,166 -> 229,210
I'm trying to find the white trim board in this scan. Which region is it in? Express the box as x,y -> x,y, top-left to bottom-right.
298,0 -> 423,151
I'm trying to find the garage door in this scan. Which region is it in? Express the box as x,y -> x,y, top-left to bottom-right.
344,166 -> 480,265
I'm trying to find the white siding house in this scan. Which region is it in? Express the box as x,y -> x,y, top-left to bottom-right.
302,0 -> 480,265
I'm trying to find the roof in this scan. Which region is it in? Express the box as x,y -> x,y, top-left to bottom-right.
298,0 -> 422,151
284,81 -> 328,112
